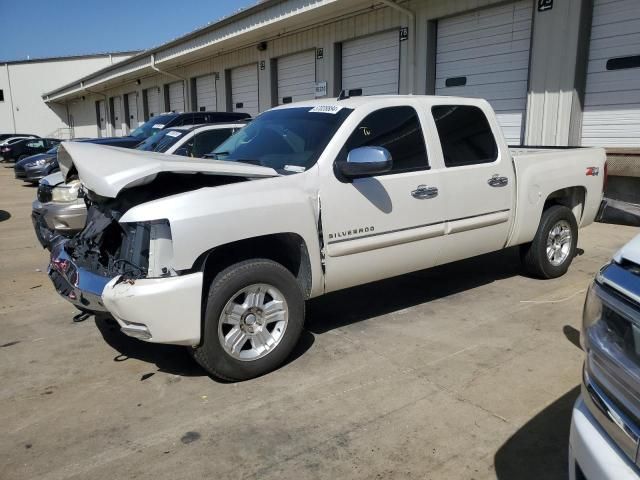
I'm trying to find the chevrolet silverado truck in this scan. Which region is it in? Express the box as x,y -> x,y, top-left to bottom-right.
48,95 -> 606,381
571,233 -> 640,479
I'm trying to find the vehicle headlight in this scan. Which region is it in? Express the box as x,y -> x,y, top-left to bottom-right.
33,158 -> 49,166
582,282 -> 603,350
51,180 -> 81,203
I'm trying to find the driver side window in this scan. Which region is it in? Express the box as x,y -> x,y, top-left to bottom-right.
342,106 -> 428,174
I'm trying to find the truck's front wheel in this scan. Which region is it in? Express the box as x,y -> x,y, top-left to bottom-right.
521,205 -> 578,279
192,259 -> 304,381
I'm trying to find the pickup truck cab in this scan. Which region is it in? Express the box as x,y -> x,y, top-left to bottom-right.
49,95 -> 606,380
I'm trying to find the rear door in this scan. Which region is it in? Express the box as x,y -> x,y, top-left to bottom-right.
429,103 -> 514,264
320,105 -> 446,292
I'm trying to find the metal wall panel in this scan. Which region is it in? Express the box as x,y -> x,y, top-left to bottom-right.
231,64 -> 259,117
435,0 -> 532,145
341,30 -> 400,96
277,50 -> 316,104
582,0 -> 640,147
168,81 -> 185,112
195,74 -> 217,111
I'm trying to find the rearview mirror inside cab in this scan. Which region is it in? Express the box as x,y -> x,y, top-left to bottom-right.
336,146 -> 393,179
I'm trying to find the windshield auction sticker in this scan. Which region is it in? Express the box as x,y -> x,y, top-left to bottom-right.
152,124 -> 165,129
165,131 -> 182,138
309,105 -> 343,114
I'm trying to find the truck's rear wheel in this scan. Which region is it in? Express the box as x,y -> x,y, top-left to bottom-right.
192,259 -> 304,381
521,205 -> 578,279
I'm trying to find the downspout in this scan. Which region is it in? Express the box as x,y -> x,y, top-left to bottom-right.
380,0 -> 416,95
150,53 -> 188,111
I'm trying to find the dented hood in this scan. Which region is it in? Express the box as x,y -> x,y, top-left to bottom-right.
58,141 -> 279,198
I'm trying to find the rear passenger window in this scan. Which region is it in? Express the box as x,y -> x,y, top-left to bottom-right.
432,105 -> 498,167
343,106 -> 428,174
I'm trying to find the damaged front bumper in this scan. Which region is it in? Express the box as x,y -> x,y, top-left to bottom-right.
48,242 -> 112,312
49,240 -> 203,345
102,273 -> 203,346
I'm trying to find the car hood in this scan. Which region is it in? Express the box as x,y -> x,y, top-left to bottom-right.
613,234 -> 640,266
18,153 -> 56,168
57,141 -> 279,198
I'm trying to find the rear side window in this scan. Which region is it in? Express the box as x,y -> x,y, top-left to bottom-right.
192,129 -> 235,157
432,105 -> 498,167
343,106 -> 428,174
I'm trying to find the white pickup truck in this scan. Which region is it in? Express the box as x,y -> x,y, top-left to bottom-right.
49,95 -> 606,381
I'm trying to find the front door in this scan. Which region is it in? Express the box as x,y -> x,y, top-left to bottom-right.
319,105 -> 447,293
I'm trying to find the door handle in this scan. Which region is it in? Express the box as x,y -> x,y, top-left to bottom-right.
411,185 -> 438,199
488,174 -> 508,187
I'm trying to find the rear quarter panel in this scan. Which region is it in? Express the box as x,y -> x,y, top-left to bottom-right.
507,147 -> 606,247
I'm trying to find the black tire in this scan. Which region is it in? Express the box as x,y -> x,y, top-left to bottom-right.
521,205 -> 578,279
191,259 -> 304,381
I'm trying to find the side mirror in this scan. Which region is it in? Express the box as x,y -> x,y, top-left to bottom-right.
336,146 -> 392,179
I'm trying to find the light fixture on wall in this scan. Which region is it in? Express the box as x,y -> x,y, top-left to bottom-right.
136,79 -> 141,85
257,41 -> 267,51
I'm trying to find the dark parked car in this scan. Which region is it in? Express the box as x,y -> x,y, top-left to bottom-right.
1,138 -> 60,162
0,133 -> 40,142
81,111 -> 252,148
15,146 -> 59,182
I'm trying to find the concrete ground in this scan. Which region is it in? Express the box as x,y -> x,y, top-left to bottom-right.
0,163 -> 637,480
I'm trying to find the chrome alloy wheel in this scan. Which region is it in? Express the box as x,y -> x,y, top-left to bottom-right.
546,220 -> 572,266
218,283 -> 288,361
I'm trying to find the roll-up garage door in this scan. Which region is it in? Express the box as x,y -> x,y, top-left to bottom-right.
146,88 -> 160,119
127,92 -> 139,130
582,0 -> 640,147
168,81 -> 185,113
231,64 -> 259,117
195,74 -> 217,111
97,100 -> 107,137
112,96 -> 123,136
277,50 -> 315,104
435,1 -> 532,145
341,30 -> 399,96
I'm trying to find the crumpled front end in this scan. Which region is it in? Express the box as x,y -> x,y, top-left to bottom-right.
47,200 -> 157,313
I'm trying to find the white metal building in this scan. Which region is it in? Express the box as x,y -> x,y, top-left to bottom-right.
0,52 -> 137,137
37,0 -> 640,151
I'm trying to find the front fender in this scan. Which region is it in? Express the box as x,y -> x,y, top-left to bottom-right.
119,174 -> 324,296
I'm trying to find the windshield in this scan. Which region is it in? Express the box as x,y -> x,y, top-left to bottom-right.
211,107 -> 353,174
130,114 -> 177,139
46,145 -> 59,155
136,129 -> 186,152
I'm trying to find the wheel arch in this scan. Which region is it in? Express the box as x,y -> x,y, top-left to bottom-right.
193,231 -> 314,297
543,186 -> 586,224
